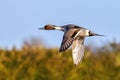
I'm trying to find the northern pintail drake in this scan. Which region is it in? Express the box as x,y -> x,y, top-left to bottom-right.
39,24 -> 103,65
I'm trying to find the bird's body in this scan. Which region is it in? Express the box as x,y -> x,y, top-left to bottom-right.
39,24 -> 103,65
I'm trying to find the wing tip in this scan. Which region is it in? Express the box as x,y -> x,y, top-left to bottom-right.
59,50 -> 62,52
59,48 -> 64,52
73,61 -> 82,66
59,45 -> 68,52
74,63 -> 78,66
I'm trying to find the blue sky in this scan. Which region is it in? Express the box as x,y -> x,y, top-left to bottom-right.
0,0 -> 120,49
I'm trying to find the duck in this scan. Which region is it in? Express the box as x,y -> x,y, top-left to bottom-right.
39,24 -> 103,65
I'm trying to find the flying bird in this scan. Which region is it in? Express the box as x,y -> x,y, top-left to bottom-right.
39,24 -> 103,65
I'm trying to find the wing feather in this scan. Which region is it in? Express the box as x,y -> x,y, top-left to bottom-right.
59,29 -> 77,52
72,37 -> 85,65
59,38 -> 74,52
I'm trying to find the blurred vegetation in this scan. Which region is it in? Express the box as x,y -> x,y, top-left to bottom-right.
0,39 -> 120,80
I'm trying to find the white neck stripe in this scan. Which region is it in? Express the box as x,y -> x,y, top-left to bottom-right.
74,30 -> 82,38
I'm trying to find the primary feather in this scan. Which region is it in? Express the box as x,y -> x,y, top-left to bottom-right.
59,28 -> 77,52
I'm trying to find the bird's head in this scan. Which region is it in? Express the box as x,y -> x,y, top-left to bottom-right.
39,24 -> 56,30
39,24 -> 65,31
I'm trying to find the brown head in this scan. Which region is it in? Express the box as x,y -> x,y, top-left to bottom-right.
39,24 -> 55,30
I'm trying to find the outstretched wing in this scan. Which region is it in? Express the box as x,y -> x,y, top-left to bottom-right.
59,29 -> 77,52
72,37 -> 85,65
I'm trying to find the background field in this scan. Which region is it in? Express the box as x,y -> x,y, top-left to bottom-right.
0,39 -> 120,80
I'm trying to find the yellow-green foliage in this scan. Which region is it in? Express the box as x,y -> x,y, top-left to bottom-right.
0,42 -> 120,80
